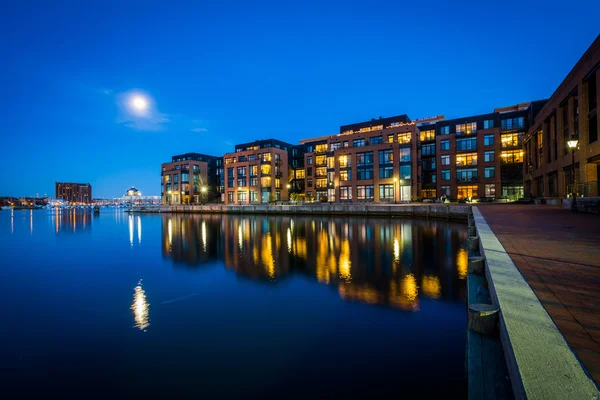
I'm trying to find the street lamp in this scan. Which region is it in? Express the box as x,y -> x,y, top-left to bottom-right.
200,186 -> 207,205
393,177 -> 398,203
567,134 -> 579,210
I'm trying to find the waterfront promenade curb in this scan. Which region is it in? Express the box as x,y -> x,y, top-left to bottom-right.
472,207 -> 599,399
127,203 -> 470,220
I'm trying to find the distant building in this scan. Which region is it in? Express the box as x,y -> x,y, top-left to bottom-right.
120,187 -> 160,205
161,153 -> 223,205
223,139 -> 294,204
55,182 -> 92,204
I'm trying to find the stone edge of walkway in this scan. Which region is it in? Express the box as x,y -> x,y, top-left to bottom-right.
472,206 -> 599,400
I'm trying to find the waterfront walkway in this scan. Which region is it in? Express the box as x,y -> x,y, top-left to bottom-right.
478,204 -> 600,385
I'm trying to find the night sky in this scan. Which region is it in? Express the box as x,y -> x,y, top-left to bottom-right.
1,1 -> 598,198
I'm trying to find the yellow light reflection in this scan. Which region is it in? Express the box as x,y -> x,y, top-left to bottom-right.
316,230 -> 331,283
287,228 -> 292,254
402,273 -> 418,303
393,237 -> 401,262
422,275 -> 441,299
261,233 -> 275,279
338,239 -> 351,282
238,224 -> 243,251
457,248 -> 468,280
131,281 -> 150,331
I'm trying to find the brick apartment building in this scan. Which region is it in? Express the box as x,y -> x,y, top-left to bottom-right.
301,115 -> 419,202
161,153 -> 223,204
524,35 -> 600,199
55,182 -> 92,203
223,139 -> 293,204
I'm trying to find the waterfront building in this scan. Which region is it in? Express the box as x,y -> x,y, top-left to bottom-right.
55,182 -> 92,204
425,102 -> 546,201
161,153 -> 223,204
223,139 -> 293,204
301,115 -> 419,202
120,187 -> 161,205
524,35 -> 600,200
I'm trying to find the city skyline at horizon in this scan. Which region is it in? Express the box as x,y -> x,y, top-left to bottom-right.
2,1 -> 599,198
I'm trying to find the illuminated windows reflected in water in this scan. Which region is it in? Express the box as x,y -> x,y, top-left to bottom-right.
161,215 -> 468,311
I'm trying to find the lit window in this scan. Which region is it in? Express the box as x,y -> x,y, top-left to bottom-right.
456,153 -> 477,166
441,155 -> 450,165
398,133 -> 411,144
419,130 -> 435,141
485,184 -> 496,198
500,150 -> 524,164
457,185 -> 478,199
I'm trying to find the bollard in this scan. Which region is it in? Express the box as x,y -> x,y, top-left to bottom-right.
468,303 -> 499,335
468,256 -> 485,275
468,236 -> 479,251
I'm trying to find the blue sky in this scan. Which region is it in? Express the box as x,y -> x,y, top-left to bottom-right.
1,0 -> 598,198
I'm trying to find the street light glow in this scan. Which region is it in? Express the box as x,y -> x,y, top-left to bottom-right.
201,187 -> 207,193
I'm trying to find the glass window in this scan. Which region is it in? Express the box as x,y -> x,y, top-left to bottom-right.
422,158 -> 436,170
441,170 -> 450,180
501,133 -> 523,148
330,142 -> 341,151
343,141 -> 349,148
501,117 -> 524,130
484,120 -> 494,129
379,184 -> 394,201
306,167 -> 312,176
357,167 -> 374,180
456,152 -> 477,166
456,137 -> 477,151
484,134 -> 495,146
455,122 -> 477,135
339,154 -> 351,168
295,169 -> 305,179
387,134 -> 395,143
484,151 -> 494,162
399,147 -> 411,162
339,186 -> 352,201
484,167 -> 495,179
419,130 -> 435,141
440,126 -> 450,135
441,155 -> 450,165
327,157 -> 335,169
340,170 -> 352,181
457,168 -> 478,182
378,149 -> 393,164
353,139 -> 365,148
315,143 -> 328,153
307,178 -> 313,188
315,155 -> 327,166
307,156 -> 313,165
500,150 -> 524,164
399,165 -> 411,180
457,185 -> 478,199
237,191 -> 247,203
370,136 -> 382,145
379,166 -> 393,178
356,185 -> 374,201
356,152 -> 374,166
421,143 -> 435,156
398,133 -> 411,143
440,140 -> 450,151
227,191 -> 234,203
441,186 -> 451,196
485,184 -> 496,198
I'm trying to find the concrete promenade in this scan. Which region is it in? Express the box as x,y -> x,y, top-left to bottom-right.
128,203 -> 470,220
478,204 -> 600,386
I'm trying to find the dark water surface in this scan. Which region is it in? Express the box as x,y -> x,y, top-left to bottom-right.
0,209 -> 468,398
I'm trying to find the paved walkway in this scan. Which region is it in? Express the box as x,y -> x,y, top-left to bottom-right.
478,204 -> 600,386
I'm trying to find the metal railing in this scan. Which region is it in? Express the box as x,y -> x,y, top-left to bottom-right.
567,181 -> 599,197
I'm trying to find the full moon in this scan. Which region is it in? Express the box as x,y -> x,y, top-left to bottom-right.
131,95 -> 148,111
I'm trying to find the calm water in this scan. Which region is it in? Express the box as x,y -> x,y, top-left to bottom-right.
0,209 -> 468,398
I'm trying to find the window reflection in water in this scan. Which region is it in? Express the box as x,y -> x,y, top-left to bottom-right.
50,208 -> 93,235
161,215 -> 467,311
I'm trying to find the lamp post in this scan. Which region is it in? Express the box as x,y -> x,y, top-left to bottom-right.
567,134 -> 579,210
393,177 -> 398,203
528,162 -> 533,201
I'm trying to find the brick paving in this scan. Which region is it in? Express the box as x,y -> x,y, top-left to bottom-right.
478,204 -> 600,386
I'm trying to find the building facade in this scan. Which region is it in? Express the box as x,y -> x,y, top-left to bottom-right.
223,139 -> 293,204
524,35 -> 600,199
161,153 -> 223,204
301,115 -> 419,202
55,182 -> 92,203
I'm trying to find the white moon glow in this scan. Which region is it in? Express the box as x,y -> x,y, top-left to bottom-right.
131,95 -> 148,111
